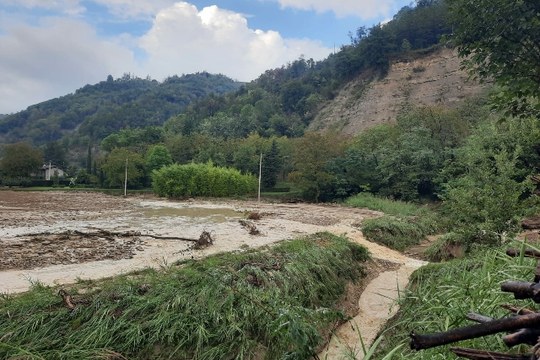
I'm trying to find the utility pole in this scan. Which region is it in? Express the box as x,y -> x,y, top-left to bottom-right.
124,158 -> 128,197
258,153 -> 262,202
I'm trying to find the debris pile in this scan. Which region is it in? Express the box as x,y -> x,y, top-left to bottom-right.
410,247 -> 540,359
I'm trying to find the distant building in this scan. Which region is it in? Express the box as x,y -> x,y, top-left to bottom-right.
41,162 -> 65,180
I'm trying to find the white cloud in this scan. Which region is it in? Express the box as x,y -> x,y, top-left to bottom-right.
0,18 -> 136,113
0,0 -> 85,16
0,2 -> 333,113
91,0 -> 177,19
139,2 -> 331,81
276,0 -> 398,19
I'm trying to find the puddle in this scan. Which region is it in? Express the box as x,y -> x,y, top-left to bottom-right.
142,207 -> 243,223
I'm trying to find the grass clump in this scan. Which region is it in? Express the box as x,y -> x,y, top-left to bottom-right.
373,243 -> 537,359
346,193 -> 441,251
345,193 -> 424,217
0,232 -> 369,360
360,216 -> 432,251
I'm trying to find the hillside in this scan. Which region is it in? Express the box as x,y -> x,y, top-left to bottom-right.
0,73 -> 242,145
310,47 -> 490,134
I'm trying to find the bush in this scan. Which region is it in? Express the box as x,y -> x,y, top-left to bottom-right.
361,216 -> 433,251
152,162 -> 257,198
424,232 -> 467,262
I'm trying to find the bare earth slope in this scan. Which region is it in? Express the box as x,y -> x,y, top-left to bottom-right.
310,47 -> 490,135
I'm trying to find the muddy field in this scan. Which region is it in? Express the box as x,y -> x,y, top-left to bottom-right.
0,190 -> 426,359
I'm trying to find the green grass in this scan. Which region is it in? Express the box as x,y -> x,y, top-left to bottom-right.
374,241 -> 538,359
360,216 -> 435,251
345,193 -> 426,217
346,193 -> 441,251
0,233 -> 369,360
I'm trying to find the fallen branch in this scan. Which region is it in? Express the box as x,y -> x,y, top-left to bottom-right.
501,304 -> 536,315
58,289 -> 76,311
410,312 -> 540,350
239,220 -> 261,235
501,281 -> 540,303
451,347 -> 532,359
466,312 -> 494,324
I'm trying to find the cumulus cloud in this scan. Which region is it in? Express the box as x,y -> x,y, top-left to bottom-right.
0,1 -> 333,113
139,2 -> 332,81
0,18 -> 136,113
276,0 -> 397,19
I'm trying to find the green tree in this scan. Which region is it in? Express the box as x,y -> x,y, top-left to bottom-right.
101,148 -> 145,188
145,144 -> 173,174
262,140 -> 282,189
448,0 -> 540,117
289,132 -> 348,202
43,141 -> 67,168
442,119 -> 540,244
0,142 -> 43,184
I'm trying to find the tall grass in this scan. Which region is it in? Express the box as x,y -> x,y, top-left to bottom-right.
0,233 -> 369,360
346,193 -> 441,251
374,242 -> 537,358
345,193 -> 425,217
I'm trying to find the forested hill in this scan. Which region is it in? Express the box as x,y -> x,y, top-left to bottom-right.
0,72 -> 242,145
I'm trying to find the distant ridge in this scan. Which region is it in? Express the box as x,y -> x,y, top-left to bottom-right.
0,72 -> 242,145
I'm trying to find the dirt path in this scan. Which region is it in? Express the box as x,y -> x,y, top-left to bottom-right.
0,191 -> 426,357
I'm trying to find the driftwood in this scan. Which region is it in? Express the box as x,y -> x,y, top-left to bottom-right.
58,289 -> 76,311
239,220 -> 261,235
410,246 -> 540,359
410,312 -> 540,350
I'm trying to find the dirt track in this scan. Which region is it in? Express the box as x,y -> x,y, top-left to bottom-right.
0,190 -> 426,358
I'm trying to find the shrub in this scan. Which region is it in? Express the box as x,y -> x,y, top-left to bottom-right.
152,162 -> 257,198
361,216 -> 431,251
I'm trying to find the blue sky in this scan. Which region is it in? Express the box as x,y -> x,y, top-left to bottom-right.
0,0 -> 413,113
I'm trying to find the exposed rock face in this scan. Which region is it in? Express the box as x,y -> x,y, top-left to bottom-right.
310,47 -> 490,135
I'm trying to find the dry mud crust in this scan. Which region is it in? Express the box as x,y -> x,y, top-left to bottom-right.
0,190 -> 135,227
1,230 -> 147,271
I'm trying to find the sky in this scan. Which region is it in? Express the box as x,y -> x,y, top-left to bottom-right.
0,0 -> 413,114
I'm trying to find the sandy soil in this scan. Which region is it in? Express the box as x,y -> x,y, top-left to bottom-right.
0,190 -> 426,358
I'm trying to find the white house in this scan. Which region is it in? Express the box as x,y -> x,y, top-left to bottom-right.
42,162 -> 65,180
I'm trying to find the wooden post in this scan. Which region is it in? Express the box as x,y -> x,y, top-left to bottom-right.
124,158 -> 128,197
258,153 -> 262,202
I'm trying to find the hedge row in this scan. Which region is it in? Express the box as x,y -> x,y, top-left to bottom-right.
152,162 -> 257,198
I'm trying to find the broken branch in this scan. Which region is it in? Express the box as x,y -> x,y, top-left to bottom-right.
410,312 -> 540,350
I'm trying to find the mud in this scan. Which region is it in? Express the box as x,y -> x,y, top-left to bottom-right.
0,190 -> 427,358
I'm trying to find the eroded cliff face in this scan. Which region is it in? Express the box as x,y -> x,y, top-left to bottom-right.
310,47 -> 490,135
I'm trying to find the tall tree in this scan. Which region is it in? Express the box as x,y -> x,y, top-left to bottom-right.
261,140 -> 281,189
289,132 -> 348,202
100,148 -> 145,188
448,0 -> 540,118
0,142 -> 43,183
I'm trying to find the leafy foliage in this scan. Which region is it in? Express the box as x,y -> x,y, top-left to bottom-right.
152,163 -> 257,198
0,142 -> 43,184
448,0 -> 540,118
100,148 -> 146,189
441,118 -> 540,244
